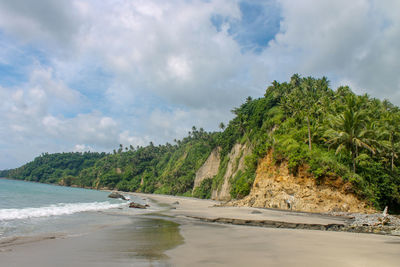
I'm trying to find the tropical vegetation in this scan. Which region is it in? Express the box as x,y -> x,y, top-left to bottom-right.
2,75 -> 399,212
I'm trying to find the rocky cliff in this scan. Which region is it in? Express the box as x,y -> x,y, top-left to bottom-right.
211,143 -> 252,201
228,150 -> 375,213
193,147 -> 221,191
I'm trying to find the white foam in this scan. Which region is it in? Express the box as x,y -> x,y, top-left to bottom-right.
0,202 -> 126,221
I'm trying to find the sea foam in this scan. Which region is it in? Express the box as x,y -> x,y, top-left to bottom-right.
0,201 -> 126,221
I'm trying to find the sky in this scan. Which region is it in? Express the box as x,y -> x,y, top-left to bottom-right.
0,0 -> 400,169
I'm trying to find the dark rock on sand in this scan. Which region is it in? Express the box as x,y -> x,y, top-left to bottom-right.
251,210 -> 262,214
129,202 -> 147,209
173,201 -> 179,205
108,192 -> 127,200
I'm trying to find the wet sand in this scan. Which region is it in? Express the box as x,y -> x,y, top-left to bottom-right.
0,215 -> 182,267
138,193 -> 400,267
167,221 -> 400,266
1,193 -> 400,267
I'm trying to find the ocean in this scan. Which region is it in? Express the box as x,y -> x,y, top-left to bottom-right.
0,178 -> 183,266
0,178 -> 136,238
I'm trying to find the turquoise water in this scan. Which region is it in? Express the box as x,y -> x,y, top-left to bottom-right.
0,179 -> 135,238
0,179 -> 120,209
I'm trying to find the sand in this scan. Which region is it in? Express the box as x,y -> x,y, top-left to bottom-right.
1,192 -> 400,267
137,193 -> 400,267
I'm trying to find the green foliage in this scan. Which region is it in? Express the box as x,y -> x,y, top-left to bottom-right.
212,155 -> 230,191
193,178 -> 213,199
230,154 -> 258,199
0,169 -> 9,177
4,152 -> 106,183
3,74 -> 400,212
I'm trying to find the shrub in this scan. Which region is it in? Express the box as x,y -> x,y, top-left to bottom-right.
193,178 -> 213,199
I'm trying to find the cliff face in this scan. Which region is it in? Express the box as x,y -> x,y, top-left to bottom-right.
230,150 -> 375,213
211,143 -> 252,201
193,147 -> 221,191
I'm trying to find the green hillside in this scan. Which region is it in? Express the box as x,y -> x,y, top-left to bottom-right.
2,75 -> 400,212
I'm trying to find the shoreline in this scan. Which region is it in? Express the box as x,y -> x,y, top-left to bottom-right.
133,192 -> 400,267
1,189 -> 400,266
128,192 -> 400,236
3,177 -> 398,235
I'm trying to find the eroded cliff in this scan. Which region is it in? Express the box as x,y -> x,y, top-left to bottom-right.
211,143 -> 252,201
229,150 -> 375,213
193,147 -> 221,191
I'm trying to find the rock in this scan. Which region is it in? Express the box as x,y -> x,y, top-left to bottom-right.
108,192 -> 127,200
172,201 -> 179,205
377,216 -> 391,226
129,202 -> 147,209
251,210 -> 262,214
391,230 -> 400,236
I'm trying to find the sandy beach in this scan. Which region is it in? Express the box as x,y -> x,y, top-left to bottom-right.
139,193 -> 400,267
1,193 -> 400,267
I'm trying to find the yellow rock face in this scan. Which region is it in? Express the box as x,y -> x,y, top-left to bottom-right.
230,150 -> 375,213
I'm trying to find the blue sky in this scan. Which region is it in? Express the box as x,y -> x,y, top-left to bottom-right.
0,0 -> 400,169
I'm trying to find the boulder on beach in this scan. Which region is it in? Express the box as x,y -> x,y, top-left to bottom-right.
108,192 -> 127,200
129,202 -> 148,209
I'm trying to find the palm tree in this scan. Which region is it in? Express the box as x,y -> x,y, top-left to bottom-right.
324,95 -> 376,172
281,75 -> 328,151
380,111 -> 400,171
219,122 -> 225,131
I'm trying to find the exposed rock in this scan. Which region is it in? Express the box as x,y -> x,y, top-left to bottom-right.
228,150 -> 375,213
129,202 -> 147,209
187,216 -> 345,232
172,201 -> 179,205
193,147 -> 221,192
108,192 -> 127,200
187,214 -> 400,236
335,212 -> 400,227
251,210 -> 262,214
212,143 -> 252,201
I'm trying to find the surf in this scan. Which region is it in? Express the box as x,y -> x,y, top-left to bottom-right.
0,201 -> 126,221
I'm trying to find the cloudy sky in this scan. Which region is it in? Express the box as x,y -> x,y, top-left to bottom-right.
0,0 -> 399,169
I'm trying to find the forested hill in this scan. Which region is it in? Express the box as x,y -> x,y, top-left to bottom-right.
2,74 -> 400,212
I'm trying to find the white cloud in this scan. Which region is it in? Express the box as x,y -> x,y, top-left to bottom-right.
73,144 -> 93,152
264,0 -> 400,102
0,0 -> 82,48
1,0 -> 400,169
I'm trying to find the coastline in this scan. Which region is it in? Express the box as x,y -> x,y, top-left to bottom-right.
2,188 -> 400,266
135,193 -> 400,267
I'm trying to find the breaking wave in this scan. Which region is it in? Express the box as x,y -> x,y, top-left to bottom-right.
0,201 -> 126,221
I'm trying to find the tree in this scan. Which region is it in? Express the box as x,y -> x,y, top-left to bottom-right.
325,94 -> 376,172
219,122 -> 225,131
281,75 -> 329,151
380,111 -> 400,171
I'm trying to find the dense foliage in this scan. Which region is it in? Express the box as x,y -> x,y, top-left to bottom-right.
2,75 -> 400,212
3,152 -> 107,184
230,75 -> 400,212
2,128 -> 217,196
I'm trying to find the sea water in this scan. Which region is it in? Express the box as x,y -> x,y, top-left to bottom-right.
0,178 -> 133,238
0,179 -> 184,266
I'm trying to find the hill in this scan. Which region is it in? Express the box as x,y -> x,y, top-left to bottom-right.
2,75 -> 400,212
